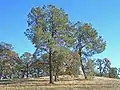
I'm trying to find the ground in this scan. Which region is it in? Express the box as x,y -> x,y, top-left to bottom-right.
0,75 -> 120,90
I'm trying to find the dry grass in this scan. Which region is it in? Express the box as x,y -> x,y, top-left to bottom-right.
0,75 -> 120,90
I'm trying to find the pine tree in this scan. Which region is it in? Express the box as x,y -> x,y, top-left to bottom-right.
25,5 -> 74,83
74,22 -> 106,79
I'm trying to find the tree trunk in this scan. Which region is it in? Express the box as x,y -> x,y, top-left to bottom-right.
54,67 -> 59,81
0,66 -> 3,79
55,72 -> 59,81
49,48 -> 53,83
54,71 -> 57,81
99,62 -> 103,76
54,75 -> 57,81
100,68 -> 102,76
37,68 -> 39,77
80,59 -> 87,79
21,70 -> 24,78
79,48 -> 87,79
26,64 -> 29,78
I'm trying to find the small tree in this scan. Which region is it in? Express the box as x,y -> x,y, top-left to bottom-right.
95,58 -> 111,77
109,67 -> 118,78
20,52 -> 33,78
0,42 -> 20,79
64,52 -> 80,76
85,59 -> 95,80
95,58 -> 104,76
103,58 -> 111,77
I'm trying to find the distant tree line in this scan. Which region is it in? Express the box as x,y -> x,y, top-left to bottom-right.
0,41 -> 119,82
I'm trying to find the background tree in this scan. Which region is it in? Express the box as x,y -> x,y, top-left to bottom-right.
30,53 -> 49,77
0,42 -> 20,79
102,58 -> 111,77
95,58 -> 111,77
20,52 -> 33,78
85,59 -> 95,80
117,68 -> 120,77
52,48 -> 69,81
64,52 -> 81,76
109,67 -> 118,78
95,58 -> 104,76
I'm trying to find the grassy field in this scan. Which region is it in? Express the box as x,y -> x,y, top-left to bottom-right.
0,75 -> 120,90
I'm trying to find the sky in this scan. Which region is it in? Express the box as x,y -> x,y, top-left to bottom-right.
0,0 -> 120,67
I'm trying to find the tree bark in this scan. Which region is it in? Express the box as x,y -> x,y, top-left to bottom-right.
79,48 -> 87,79
49,48 -> 53,83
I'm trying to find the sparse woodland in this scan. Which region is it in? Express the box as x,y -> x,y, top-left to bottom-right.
0,5 -> 120,85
